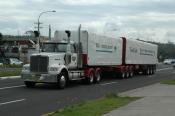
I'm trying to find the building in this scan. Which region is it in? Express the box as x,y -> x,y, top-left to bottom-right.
0,35 -> 49,63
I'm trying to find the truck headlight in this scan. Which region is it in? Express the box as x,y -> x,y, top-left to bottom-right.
49,67 -> 59,71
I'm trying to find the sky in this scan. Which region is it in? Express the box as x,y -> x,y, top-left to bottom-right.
0,0 -> 175,43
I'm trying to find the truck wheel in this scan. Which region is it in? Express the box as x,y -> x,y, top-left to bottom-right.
86,71 -> 94,84
24,81 -> 35,88
146,68 -> 150,75
150,68 -> 153,75
130,71 -> 134,77
94,70 -> 101,83
120,72 -> 125,78
126,72 -> 129,78
152,68 -> 156,74
57,71 -> 67,89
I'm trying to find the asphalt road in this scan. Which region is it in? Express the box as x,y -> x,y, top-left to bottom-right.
0,64 -> 174,116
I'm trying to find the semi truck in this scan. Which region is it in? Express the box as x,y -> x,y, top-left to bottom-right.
21,26 -> 158,89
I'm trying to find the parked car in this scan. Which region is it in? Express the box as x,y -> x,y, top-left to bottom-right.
7,58 -> 23,65
163,59 -> 175,65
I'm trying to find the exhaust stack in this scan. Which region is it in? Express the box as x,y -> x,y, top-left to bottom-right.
77,24 -> 82,68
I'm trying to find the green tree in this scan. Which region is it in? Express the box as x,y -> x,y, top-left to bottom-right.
0,33 -> 3,45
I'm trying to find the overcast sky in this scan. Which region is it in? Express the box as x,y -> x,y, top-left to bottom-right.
0,0 -> 175,43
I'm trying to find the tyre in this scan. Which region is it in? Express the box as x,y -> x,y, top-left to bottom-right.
150,68 -> 153,75
126,72 -> 129,78
57,71 -> 67,89
130,71 -> 134,77
120,72 -> 125,78
86,71 -> 94,84
146,68 -> 150,75
24,81 -> 35,88
94,70 -> 101,83
152,68 -> 156,74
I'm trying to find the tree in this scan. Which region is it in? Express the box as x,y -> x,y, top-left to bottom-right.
0,33 -> 3,45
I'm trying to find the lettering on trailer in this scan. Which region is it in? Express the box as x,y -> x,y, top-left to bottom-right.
95,43 -> 116,53
129,47 -> 155,56
129,47 -> 138,53
140,48 -> 155,56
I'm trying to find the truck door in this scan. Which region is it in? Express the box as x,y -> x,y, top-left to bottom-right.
68,44 -> 77,69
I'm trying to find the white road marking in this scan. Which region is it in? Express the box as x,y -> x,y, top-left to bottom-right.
0,85 -> 25,90
157,67 -> 172,71
100,81 -> 118,86
0,76 -> 20,80
0,99 -> 26,106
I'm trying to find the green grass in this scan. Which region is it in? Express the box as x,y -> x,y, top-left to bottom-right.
47,93 -> 139,116
2,64 -> 23,68
0,69 -> 21,77
161,80 -> 175,85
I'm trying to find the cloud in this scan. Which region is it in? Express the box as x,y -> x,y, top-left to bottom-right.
0,0 -> 175,43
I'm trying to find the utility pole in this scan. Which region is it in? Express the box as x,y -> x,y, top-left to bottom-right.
34,10 -> 56,51
49,24 -> 51,40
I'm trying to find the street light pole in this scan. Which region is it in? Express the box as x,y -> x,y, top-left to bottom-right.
36,10 -> 56,52
37,10 -> 56,34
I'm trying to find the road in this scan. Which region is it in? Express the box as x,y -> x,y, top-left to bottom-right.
0,64 -> 174,116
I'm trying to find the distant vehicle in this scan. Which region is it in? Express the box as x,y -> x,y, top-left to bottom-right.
8,58 -> 23,65
0,63 -> 3,66
163,59 -> 175,64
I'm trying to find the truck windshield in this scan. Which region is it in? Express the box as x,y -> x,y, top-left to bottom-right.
42,43 -> 67,52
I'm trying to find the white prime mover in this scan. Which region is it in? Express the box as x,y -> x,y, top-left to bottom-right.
21,28 -> 158,88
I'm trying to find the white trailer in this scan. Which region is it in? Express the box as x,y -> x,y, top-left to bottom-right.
54,31 -> 123,66
125,39 -> 157,65
21,27 -> 158,89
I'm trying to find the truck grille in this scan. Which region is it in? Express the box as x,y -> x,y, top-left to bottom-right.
30,55 -> 49,73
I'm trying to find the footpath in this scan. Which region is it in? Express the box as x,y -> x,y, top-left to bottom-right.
104,83 -> 175,116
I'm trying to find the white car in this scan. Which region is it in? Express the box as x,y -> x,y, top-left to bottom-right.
9,58 -> 23,65
163,59 -> 175,65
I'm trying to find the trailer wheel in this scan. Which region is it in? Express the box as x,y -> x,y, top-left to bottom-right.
152,67 -> 156,74
57,71 -> 67,89
24,81 -> 35,88
94,70 -> 101,83
150,68 -> 153,75
120,72 -> 125,78
126,72 -> 129,78
130,71 -> 134,77
146,68 -> 150,75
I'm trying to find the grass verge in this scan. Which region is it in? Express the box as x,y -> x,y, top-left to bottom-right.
161,80 -> 175,85
0,69 -> 21,77
47,93 -> 139,116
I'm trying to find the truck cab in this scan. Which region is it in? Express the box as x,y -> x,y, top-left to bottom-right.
21,41 -> 81,89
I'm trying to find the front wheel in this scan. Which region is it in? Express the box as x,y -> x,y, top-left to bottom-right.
57,71 -> 67,89
24,81 -> 35,88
